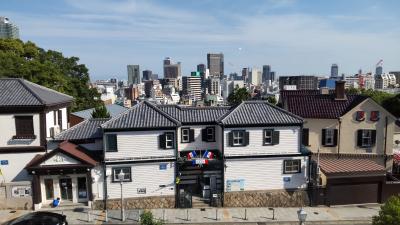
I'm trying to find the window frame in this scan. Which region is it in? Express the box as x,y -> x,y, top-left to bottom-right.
324,129 -> 335,146
105,134 -> 118,152
14,115 -> 35,139
283,159 -> 301,174
112,167 -> 132,182
165,132 -> 174,149
361,130 -> 372,147
181,128 -> 190,143
232,130 -> 245,146
263,129 -> 273,145
206,127 -> 215,142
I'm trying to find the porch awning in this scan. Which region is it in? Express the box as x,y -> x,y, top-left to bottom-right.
314,154 -> 386,177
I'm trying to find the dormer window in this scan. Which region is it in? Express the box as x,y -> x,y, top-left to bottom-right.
356,111 -> 365,121
370,111 -> 380,121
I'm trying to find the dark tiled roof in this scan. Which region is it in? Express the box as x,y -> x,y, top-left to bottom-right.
26,141 -> 98,168
219,101 -> 303,126
158,105 -> 231,124
55,118 -> 109,141
315,154 -> 386,177
102,101 -> 180,129
282,91 -> 367,119
71,104 -> 128,119
0,78 -> 73,107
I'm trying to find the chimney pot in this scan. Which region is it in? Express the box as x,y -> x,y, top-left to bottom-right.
335,81 -> 346,100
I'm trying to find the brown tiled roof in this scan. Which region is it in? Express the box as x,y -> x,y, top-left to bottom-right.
26,141 -> 97,169
281,90 -> 367,119
314,154 -> 386,177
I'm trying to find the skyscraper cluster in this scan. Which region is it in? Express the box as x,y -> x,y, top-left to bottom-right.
0,17 -> 19,39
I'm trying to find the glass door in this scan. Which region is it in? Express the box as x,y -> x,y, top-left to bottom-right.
59,178 -> 72,201
77,177 -> 88,201
44,179 -> 54,200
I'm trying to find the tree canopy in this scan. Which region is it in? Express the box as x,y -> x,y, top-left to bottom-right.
0,38 -> 102,112
91,104 -> 110,118
227,87 -> 251,105
373,195 -> 400,225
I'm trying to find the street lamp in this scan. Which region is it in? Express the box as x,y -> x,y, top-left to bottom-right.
118,171 -> 125,222
297,207 -> 307,225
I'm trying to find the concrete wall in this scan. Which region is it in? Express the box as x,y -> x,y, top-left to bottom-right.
0,182 -> 32,209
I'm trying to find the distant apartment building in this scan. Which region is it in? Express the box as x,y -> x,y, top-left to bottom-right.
330,64 -> 339,79
0,17 -> 19,39
206,77 -> 221,96
124,84 -> 140,101
389,71 -> 400,86
182,76 -> 202,101
279,75 -> 319,90
207,53 -> 224,78
249,68 -> 262,85
142,70 -> 152,81
375,73 -> 397,89
222,79 -> 245,101
127,65 -> 140,85
164,57 -> 181,79
344,76 -> 360,89
242,67 -> 249,83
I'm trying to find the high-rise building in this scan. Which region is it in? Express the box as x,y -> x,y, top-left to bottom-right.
206,77 -> 221,96
207,53 -> 224,78
182,75 -> 202,101
242,68 -> 249,83
270,71 -> 276,81
197,64 -> 206,73
0,17 -> 19,39
163,57 -> 181,79
330,64 -> 339,79
279,76 -> 319,90
142,70 -> 152,81
262,65 -> 271,83
127,65 -> 141,85
249,68 -> 262,85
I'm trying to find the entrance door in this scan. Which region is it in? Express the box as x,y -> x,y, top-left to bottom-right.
77,177 -> 88,202
59,178 -> 73,201
44,179 -> 54,200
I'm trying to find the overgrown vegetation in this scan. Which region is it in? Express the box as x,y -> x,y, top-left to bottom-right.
373,195 -> 400,225
227,87 -> 251,105
0,38 -> 102,112
140,211 -> 164,225
91,104 -> 110,118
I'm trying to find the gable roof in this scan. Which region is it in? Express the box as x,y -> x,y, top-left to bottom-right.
25,141 -> 97,169
102,101 -> 181,130
158,105 -> 231,124
219,101 -> 303,126
281,90 -> 367,119
0,78 -> 73,107
55,118 -> 109,141
71,104 -> 128,119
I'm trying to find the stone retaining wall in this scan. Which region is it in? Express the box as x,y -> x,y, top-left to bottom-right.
223,189 -> 309,207
93,195 -> 175,209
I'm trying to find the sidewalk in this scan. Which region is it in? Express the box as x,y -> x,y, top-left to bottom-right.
0,205 -> 380,225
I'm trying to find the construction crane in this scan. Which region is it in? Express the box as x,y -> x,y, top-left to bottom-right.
376,59 -> 383,67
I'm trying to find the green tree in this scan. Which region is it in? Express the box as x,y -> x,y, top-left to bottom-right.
91,104 -> 110,118
0,38 -> 102,112
266,96 -> 277,105
373,195 -> 400,225
227,87 -> 251,105
382,94 -> 400,117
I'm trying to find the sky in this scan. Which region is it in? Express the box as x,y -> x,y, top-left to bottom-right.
1,0 -> 400,81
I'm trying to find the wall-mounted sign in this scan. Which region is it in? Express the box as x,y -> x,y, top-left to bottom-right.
283,177 -> 291,182
137,188 -> 146,194
159,164 -> 167,170
226,179 -> 245,192
0,160 -> 8,165
11,186 -> 31,197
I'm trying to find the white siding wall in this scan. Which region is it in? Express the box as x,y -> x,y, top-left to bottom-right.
0,113 -> 41,147
105,130 -> 176,160
0,152 -> 38,183
106,162 -> 175,199
224,126 -> 300,156
224,156 -> 308,191
177,125 -> 221,151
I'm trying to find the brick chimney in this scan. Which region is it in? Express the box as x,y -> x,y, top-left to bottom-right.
335,80 -> 346,100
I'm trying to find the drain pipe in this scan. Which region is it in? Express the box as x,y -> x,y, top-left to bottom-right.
384,116 -> 388,169
337,118 -> 342,159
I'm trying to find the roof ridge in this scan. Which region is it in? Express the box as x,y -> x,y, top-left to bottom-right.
217,101 -> 244,123
260,101 -> 304,122
143,101 -> 181,126
55,119 -> 90,139
17,79 -> 45,105
21,79 -> 73,102
101,102 -> 142,128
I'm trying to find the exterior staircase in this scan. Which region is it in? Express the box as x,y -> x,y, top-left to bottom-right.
192,196 -> 210,208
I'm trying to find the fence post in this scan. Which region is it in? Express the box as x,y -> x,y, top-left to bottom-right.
186,209 -> 189,221
244,208 -> 247,220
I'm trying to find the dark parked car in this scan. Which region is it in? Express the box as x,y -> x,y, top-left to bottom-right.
6,212 -> 67,225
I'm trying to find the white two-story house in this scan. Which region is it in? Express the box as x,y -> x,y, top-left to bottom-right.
0,78 -> 72,209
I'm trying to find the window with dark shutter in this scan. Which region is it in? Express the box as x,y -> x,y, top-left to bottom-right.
159,134 -> 166,149
272,130 -> 280,145
263,129 -> 273,145
189,129 -> 195,142
14,116 -> 35,139
357,129 -> 376,148
206,127 -> 215,142
165,132 -> 174,149
302,128 -> 309,146
244,131 -> 250,146
58,110 -> 63,130
322,129 -> 336,146
181,128 -> 190,143
231,130 -> 246,147
105,134 -> 118,152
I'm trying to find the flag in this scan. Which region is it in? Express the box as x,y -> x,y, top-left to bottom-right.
203,150 -> 214,159
187,151 -> 197,159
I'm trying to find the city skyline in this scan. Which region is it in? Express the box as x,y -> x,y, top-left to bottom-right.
1,0 -> 400,80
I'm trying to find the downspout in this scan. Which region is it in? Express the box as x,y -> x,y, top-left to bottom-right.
384,116 -> 388,169
102,132 -> 108,212
220,123 -> 225,207
337,118 -> 342,159
174,127 -> 179,208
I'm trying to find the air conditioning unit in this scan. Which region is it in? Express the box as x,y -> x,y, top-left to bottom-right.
50,125 -> 61,138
